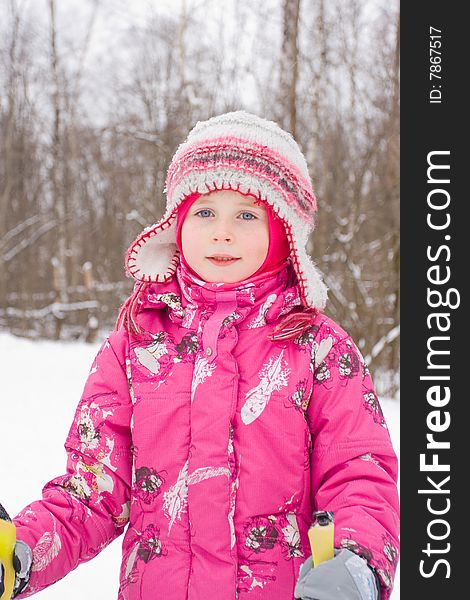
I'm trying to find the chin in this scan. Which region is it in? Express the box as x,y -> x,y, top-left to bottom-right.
203,272 -> 243,284
206,275 -> 238,283
191,260 -> 260,284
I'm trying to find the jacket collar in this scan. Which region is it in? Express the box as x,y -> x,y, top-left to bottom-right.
140,258 -> 303,328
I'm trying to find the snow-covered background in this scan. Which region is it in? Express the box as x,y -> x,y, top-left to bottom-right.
0,332 -> 400,598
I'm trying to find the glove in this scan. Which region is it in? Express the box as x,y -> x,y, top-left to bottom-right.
0,541 -> 33,597
294,549 -> 380,600
0,503 -> 33,598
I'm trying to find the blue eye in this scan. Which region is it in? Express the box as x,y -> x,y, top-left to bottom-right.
240,212 -> 256,220
196,209 -> 213,218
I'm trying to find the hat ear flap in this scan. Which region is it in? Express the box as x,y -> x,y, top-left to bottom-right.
126,218 -> 179,283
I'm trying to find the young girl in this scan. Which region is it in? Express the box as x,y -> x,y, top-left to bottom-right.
2,111 -> 399,599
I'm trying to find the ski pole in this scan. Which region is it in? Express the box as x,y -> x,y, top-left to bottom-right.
0,503 -> 16,600
308,510 -> 334,567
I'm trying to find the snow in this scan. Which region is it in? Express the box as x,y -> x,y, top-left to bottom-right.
0,332 -> 400,598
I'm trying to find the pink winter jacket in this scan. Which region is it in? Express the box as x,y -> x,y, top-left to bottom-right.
14,263 -> 399,599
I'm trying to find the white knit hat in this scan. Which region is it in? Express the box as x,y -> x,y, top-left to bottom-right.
125,111 -> 328,310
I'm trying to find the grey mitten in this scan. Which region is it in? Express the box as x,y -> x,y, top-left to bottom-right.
0,541 -> 33,598
294,549 -> 379,600
0,502 -> 33,598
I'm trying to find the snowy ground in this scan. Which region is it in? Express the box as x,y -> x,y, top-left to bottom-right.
0,332 -> 400,598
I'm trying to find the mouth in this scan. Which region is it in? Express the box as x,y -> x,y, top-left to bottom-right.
206,254 -> 241,266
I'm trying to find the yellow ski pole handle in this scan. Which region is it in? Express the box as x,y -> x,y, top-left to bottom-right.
0,519 -> 16,600
308,511 -> 334,567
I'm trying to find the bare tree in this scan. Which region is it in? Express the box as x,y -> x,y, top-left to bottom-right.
279,0 -> 301,136
48,0 -> 69,338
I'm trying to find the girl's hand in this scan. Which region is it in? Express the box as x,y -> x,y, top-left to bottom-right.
0,503 -> 32,599
294,549 -> 380,600
0,541 -> 33,598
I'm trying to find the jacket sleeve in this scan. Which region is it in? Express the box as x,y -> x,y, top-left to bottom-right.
13,330 -> 133,597
307,329 -> 399,600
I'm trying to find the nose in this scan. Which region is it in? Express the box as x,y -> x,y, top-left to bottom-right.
211,224 -> 234,243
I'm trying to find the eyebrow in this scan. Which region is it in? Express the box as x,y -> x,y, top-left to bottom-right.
194,199 -> 263,209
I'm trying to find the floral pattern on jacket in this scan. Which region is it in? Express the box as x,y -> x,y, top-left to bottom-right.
14,262 -> 399,599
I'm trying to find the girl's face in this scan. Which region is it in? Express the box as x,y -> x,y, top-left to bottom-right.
181,190 -> 269,283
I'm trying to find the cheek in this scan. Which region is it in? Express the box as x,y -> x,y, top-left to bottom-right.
249,224 -> 269,257
181,222 -> 200,254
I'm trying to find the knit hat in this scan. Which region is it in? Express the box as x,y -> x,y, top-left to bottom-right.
175,192 -> 290,279
126,111 -> 328,310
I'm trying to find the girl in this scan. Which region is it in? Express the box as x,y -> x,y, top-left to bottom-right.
2,111 -> 399,599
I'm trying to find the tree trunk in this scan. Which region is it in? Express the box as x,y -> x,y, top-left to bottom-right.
280,0 -> 301,137
49,0 -> 68,338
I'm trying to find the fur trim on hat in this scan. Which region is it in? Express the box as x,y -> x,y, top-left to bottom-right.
125,111 -> 328,310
